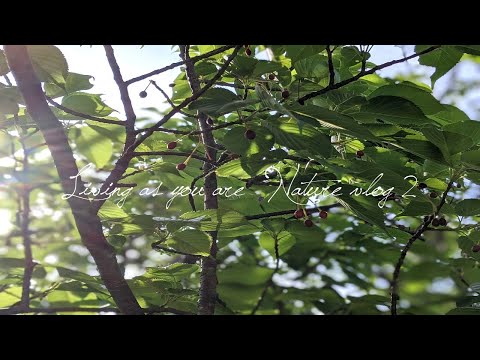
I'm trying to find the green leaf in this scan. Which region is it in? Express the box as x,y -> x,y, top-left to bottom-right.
76,125 -> 113,168
462,150 -> 480,170
222,126 -> 275,157
0,87 -> 20,115
166,229 -> 212,256
0,50 -> 9,76
27,45 -> 68,84
45,72 -> 94,98
263,118 -> 333,157
444,120 -> 480,146
62,92 -> 115,117
355,96 -> 434,126
285,45 -> 326,63
416,45 -> 463,87
259,231 -> 296,257
294,54 -> 330,78
188,88 -> 239,116
286,103 -> 379,141
336,184 -> 387,231
390,138 -> 447,164
368,84 -> 444,115
422,126 -> 473,163
455,199 -> 480,216
427,105 -> 470,125
446,307 -> 480,315
98,201 -> 129,220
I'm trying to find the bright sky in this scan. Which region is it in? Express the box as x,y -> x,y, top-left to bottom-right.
55,45 -> 480,119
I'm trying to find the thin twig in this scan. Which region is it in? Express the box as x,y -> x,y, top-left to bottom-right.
125,45 -> 236,85
149,80 -> 196,118
245,203 -> 342,220
390,179 -> 455,315
298,46 -> 441,103
151,243 -> 202,258
46,96 -> 126,126
251,236 -> 281,315
326,45 -> 335,87
132,151 -> 215,164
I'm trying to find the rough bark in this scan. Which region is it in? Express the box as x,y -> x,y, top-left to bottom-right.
4,45 -> 143,315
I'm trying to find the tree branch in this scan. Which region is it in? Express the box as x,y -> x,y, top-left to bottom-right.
298,45 -> 441,103
245,204 -> 341,221
125,45 -> 235,85
46,96 -> 126,126
4,45 -> 143,315
103,45 -> 136,149
180,45 -> 241,315
326,45 -> 335,87
390,179 -> 454,315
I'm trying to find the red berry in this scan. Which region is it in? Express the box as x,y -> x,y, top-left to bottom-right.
281,90 -> 290,99
304,219 -> 314,227
245,129 -> 256,140
356,150 -> 365,157
245,48 -> 252,56
430,192 -> 438,199
319,210 -> 328,219
268,74 -> 275,81
176,163 -> 186,171
167,141 -> 177,150
472,244 -> 480,253
294,209 -> 304,219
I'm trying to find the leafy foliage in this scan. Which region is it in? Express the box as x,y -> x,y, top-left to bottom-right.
1,44 -> 480,315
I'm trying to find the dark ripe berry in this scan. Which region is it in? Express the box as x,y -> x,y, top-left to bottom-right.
356,150 -> 365,158
176,163 -> 186,171
169,83 -> 175,87
139,91 -> 148,98
268,74 -> 276,81
472,244 -> 480,253
206,118 -> 214,126
423,215 -> 430,223
281,90 -> 290,99
418,182 -> 428,189
298,99 -> 305,106
319,210 -> 328,219
245,129 -> 256,140
430,191 -> 438,199
294,209 -> 304,219
456,183 -> 462,189
167,141 -> 177,150
439,217 -> 447,226
304,219 -> 314,227
245,48 -> 252,56
431,218 -> 440,227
